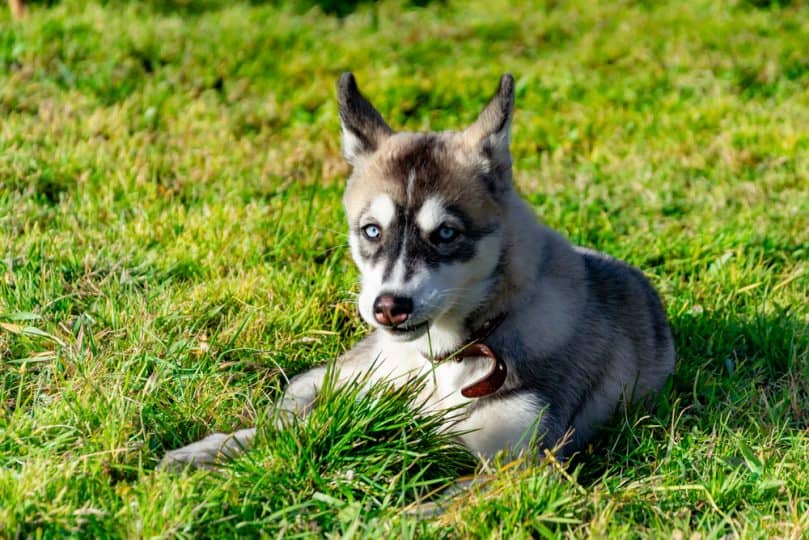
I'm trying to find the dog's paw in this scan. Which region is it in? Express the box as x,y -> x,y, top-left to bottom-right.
159,428 -> 256,472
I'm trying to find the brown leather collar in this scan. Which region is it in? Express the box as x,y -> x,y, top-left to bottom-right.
430,313 -> 508,399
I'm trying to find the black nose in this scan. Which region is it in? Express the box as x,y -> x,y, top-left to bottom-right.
373,294 -> 413,326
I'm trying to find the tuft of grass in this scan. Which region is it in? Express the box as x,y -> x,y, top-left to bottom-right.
1,0 -> 807,536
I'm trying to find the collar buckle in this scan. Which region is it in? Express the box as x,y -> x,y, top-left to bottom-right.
454,343 -> 508,398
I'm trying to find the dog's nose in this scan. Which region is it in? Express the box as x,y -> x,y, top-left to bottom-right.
373,294 -> 413,326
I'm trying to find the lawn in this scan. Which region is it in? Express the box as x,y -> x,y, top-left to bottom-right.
1,0 -> 807,536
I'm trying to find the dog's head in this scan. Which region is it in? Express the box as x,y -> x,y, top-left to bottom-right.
338,73 -> 515,350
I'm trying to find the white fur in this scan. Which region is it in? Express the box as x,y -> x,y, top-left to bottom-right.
360,193 -> 396,229
457,392 -> 543,458
368,338 -> 543,459
389,255 -> 408,288
341,126 -> 366,166
344,336 -> 543,459
356,259 -> 387,325
415,196 -> 447,233
406,168 -> 416,204
365,193 -> 396,229
282,366 -> 328,414
160,428 -> 256,470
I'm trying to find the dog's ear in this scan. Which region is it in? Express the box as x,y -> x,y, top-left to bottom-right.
338,73 -> 394,167
463,74 -> 515,168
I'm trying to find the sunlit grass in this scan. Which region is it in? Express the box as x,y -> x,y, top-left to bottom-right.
1,0 -> 807,536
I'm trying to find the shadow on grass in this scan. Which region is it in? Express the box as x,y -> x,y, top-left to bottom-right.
574,308 -> 808,484
147,308 -> 808,476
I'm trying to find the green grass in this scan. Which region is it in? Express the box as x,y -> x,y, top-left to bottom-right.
1,0 -> 807,536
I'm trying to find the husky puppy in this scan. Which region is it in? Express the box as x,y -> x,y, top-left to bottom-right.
162,73 -> 675,469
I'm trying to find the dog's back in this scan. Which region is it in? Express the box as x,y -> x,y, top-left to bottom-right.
567,247 -> 675,449
503,240 -> 675,454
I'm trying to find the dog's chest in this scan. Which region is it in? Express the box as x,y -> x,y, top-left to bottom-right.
370,340 -> 490,404
369,340 -> 542,458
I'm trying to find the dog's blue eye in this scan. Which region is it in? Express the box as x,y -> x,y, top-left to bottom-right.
362,224 -> 381,240
436,225 -> 458,243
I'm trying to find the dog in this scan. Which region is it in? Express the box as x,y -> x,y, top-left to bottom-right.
161,73 -> 675,469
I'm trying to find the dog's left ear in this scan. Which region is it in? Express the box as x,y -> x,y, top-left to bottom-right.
463,74 -> 515,168
338,73 -> 394,167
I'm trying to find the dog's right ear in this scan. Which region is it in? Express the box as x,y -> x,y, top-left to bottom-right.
338,73 -> 394,167
463,74 -> 515,167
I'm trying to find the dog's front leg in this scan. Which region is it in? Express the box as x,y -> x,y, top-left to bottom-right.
160,337 -> 379,471
159,427 -> 257,471
159,365 -> 328,471
274,366 -> 329,423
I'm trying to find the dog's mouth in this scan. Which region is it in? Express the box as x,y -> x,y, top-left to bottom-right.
386,319 -> 430,338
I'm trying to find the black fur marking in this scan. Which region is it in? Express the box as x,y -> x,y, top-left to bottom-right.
493,111 -> 509,135
380,207 -> 407,281
337,73 -> 394,156
390,135 -> 445,198
357,200 -> 499,284
444,204 -> 498,241
344,127 -> 374,154
399,211 -> 488,274
474,73 -> 514,145
495,73 -> 515,126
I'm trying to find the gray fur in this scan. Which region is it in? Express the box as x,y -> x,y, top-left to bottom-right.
161,73 -> 675,469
